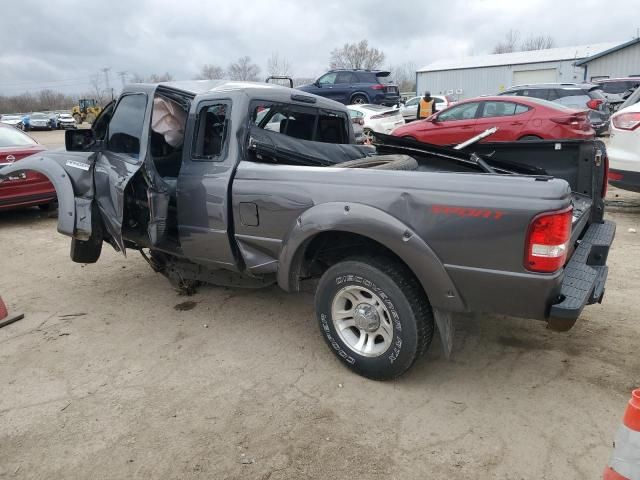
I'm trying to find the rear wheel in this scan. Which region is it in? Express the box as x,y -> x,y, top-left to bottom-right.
73,114 -> 82,125
350,94 -> 368,105
518,135 -> 542,141
85,113 -> 96,124
315,257 -> 434,380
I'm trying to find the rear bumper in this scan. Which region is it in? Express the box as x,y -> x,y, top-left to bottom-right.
609,168 -> 640,193
547,220 -> 616,330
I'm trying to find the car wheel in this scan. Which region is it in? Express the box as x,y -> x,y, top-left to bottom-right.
350,94 -> 368,105
315,257 -> 434,380
402,136 -> 418,141
362,128 -> 375,143
86,113 -> 96,124
337,155 -> 418,171
518,135 -> 542,141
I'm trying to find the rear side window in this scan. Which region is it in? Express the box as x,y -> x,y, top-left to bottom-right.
107,94 -> 147,156
192,102 -> 230,161
600,81 -> 640,94
251,101 -> 349,143
358,72 -> 379,83
480,101 -> 529,118
520,89 -> 550,100
335,72 -> 357,84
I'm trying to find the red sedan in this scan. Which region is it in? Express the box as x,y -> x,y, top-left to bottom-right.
0,124 -> 55,211
392,96 -> 595,145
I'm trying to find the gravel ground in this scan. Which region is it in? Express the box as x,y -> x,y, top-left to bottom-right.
1,131 -> 639,479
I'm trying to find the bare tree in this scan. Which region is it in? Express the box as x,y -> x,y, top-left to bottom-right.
227,56 -> 261,81
130,73 -> 146,83
330,40 -> 385,70
196,64 -> 225,80
147,72 -> 174,83
89,73 -> 106,104
389,62 -> 416,93
521,35 -> 555,51
492,29 -> 520,54
267,53 -> 292,77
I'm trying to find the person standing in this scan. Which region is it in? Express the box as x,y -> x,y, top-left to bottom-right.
417,91 -> 435,119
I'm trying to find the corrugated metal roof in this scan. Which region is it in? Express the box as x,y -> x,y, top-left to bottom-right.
575,38 -> 640,65
417,43 -> 618,73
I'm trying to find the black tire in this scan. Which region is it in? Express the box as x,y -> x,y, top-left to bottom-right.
350,94 -> 368,105
315,257 -> 434,380
518,135 -> 542,141
337,155 -> 418,171
70,203 -> 103,263
38,203 -> 54,211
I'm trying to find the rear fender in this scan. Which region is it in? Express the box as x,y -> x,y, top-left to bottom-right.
278,202 -> 466,312
0,156 -> 84,237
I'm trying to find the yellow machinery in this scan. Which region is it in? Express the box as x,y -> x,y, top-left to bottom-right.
72,99 -> 102,124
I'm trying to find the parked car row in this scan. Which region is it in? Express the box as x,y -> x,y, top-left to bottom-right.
0,111 -> 78,131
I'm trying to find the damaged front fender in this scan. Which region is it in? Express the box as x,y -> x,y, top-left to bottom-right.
0,155 -> 81,237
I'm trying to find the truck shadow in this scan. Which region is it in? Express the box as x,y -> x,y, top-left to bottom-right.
0,207 -> 58,226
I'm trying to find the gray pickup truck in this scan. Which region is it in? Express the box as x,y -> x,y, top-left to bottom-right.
0,80 -> 615,379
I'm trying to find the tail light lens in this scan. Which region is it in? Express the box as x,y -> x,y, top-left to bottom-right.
525,209 -> 572,273
586,99 -> 603,110
550,113 -> 587,126
602,154 -> 609,198
372,84 -> 385,90
612,112 -> 640,130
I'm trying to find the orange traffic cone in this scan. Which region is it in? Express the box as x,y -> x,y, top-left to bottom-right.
604,389 -> 640,479
0,295 -> 24,329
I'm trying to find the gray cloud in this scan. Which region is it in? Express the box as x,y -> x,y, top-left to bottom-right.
1,0 -> 638,94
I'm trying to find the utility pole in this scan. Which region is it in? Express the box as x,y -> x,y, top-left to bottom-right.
101,67 -> 112,100
117,71 -> 128,89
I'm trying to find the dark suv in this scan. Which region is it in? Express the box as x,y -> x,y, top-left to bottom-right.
499,83 -> 611,135
298,69 -> 401,106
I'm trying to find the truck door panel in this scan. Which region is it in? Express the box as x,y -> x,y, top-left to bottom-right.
177,99 -> 239,269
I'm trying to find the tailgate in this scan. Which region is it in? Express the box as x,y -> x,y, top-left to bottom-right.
548,220 -> 616,330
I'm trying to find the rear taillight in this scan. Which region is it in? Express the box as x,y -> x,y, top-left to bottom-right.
550,114 -> 587,126
586,99 -> 603,110
372,84 -> 385,90
524,209 -> 572,273
609,171 -> 624,181
602,154 -> 609,198
612,112 -> 640,130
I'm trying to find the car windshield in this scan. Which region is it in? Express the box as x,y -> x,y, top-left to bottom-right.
347,109 -> 363,118
0,127 -> 37,147
31,113 -> 46,119
1,115 -> 20,121
59,114 -> 72,119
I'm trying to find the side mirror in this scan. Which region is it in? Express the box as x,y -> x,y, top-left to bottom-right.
314,80 -> 321,87
66,129 -> 99,152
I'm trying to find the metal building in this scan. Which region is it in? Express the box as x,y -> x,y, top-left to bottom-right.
416,43 -> 615,101
575,38 -> 640,81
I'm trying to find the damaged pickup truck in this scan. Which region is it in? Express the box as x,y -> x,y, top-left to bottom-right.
0,80 -> 615,379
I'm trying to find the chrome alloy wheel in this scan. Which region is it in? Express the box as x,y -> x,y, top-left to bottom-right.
330,285 -> 393,357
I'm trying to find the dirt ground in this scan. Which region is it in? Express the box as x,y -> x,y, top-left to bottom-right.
1,131 -> 639,479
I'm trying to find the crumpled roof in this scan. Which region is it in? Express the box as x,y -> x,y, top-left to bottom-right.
417,43 -> 618,73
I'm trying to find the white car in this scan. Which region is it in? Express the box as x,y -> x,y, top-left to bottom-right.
607,100 -> 640,192
57,113 -> 77,130
398,95 -> 457,121
347,104 -> 404,141
0,114 -> 24,130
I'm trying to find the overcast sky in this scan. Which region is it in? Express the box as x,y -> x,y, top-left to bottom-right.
1,0 -> 638,95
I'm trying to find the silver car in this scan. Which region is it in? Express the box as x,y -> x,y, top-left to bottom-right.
27,112 -> 52,131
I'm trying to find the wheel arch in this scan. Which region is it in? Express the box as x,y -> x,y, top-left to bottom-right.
277,202 -> 466,312
349,91 -> 370,104
0,156 -> 78,236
